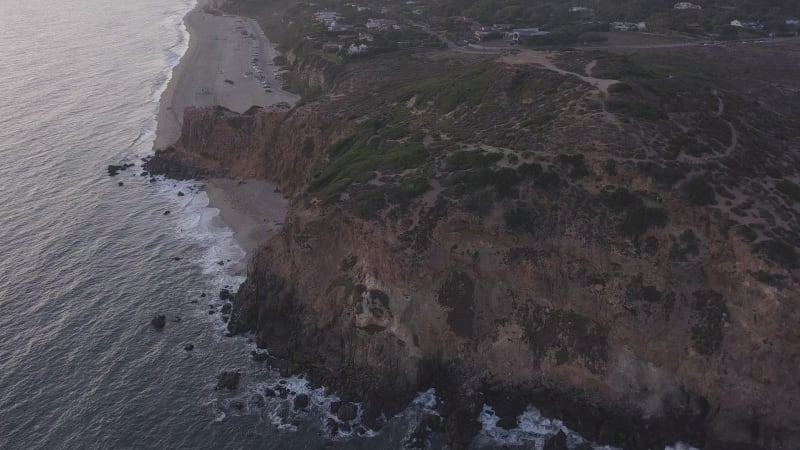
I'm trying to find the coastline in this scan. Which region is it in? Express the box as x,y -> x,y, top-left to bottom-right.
154,0 -> 298,258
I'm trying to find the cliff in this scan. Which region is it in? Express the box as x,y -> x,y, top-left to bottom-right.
149,44 -> 800,450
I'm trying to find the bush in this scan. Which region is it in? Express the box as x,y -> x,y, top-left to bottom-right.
682,176 -> 717,206
504,203 -> 538,233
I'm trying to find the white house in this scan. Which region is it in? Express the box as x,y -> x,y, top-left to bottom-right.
731,19 -> 762,29
569,6 -> 592,13
674,2 -> 702,10
787,17 -> 800,26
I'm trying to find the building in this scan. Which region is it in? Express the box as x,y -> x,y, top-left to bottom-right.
314,11 -> 343,27
787,17 -> 800,26
730,19 -> 762,30
504,28 -> 550,44
674,2 -> 702,10
328,21 -> 354,32
569,6 -> 592,13
366,18 -> 399,31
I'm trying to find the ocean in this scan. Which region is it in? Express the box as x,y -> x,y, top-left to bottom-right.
0,1 -> 695,449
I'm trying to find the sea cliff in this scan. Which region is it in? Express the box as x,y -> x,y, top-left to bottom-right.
147,18 -> 800,450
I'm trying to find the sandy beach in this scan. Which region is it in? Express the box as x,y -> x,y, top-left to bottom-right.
155,1 -> 297,256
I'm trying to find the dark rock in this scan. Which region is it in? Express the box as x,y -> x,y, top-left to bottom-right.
216,371 -> 240,390
544,431 -> 569,450
337,402 -> 358,421
171,316 -> 182,323
326,418 -> 339,436
177,191 -> 185,197
190,300 -> 198,304
149,177 -> 156,183
251,351 -> 269,362
294,393 -> 310,409
264,388 -> 277,397
173,257 -> 182,261
230,401 -> 245,410
249,394 -> 266,408
184,344 -> 194,351
200,293 -> 206,298
222,315 -> 229,323
219,289 -> 232,300
330,401 -> 342,414
221,303 -> 232,314
217,261 -> 224,266
163,211 -> 170,215
208,310 -> 215,315
117,181 -> 124,186
140,171 -> 148,176
151,315 -> 166,330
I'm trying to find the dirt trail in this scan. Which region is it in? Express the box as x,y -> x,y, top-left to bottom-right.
500,50 -> 619,94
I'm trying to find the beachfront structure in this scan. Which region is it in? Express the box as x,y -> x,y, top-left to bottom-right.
674,2 -> 702,10
787,17 -> 800,26
569,6 -> 592,13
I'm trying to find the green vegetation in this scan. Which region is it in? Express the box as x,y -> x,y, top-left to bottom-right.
604,187 -> 668,237
504,202 -> 538,233
445,150 -> 502,171
404,63 -> 493,113
311,122 -> 429,199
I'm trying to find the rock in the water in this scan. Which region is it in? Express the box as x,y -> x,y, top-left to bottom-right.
177,191 -> 185,197
336,402 -> 358,421
163,211 -> 170,215
251,351 -> 269,362
264,388 -> 277,397
294,393 -> 310,410
219,289 -> 232,300
200,293 -> 206,298
221,303 -> 232,314
249,394 -> 266,408
184,344 -> 194,351
544,431 -> 569,450
117,181 -> 124,186
216,371 -> 240,390
151,315 -> 166,330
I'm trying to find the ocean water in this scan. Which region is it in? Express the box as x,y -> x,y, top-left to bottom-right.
0,1 -> 695,449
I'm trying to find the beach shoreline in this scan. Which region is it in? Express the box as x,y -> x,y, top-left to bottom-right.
155,0 -> 297,257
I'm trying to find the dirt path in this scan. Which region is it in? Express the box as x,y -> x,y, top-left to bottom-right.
500,50 -> 619,94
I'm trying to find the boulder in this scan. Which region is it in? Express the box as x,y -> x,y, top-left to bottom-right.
251,351 -> 269,362
294,393 -> 310,410
336,402 -> 358,422
544,431 -> 569,450
216,371 -> 240,390
184,344 -> 194,351
221,303 -> 232,314
163,211 -> 170,215
151,315 -> 166,330
177,191 -> 185,197
219,289 -> 232,300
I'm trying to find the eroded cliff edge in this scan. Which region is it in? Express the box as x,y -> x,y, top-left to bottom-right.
148,45 -> 800,449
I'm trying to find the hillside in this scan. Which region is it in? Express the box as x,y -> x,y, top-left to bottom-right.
148,3 -> 800,448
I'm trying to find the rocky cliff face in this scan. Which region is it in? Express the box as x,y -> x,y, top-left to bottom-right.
150,46 -> 800,450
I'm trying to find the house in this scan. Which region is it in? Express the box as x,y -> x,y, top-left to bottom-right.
314,11 -> 343,26
569,6 -> 592,13
674,2 -> 701,10
328,21 -> 354,32
346,43 -> 369,55
366,18 -> 399,31
493,23 -> 513,31
612,21 -> 637,31
787,17 -> 800,26
730,19 -> 762,30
